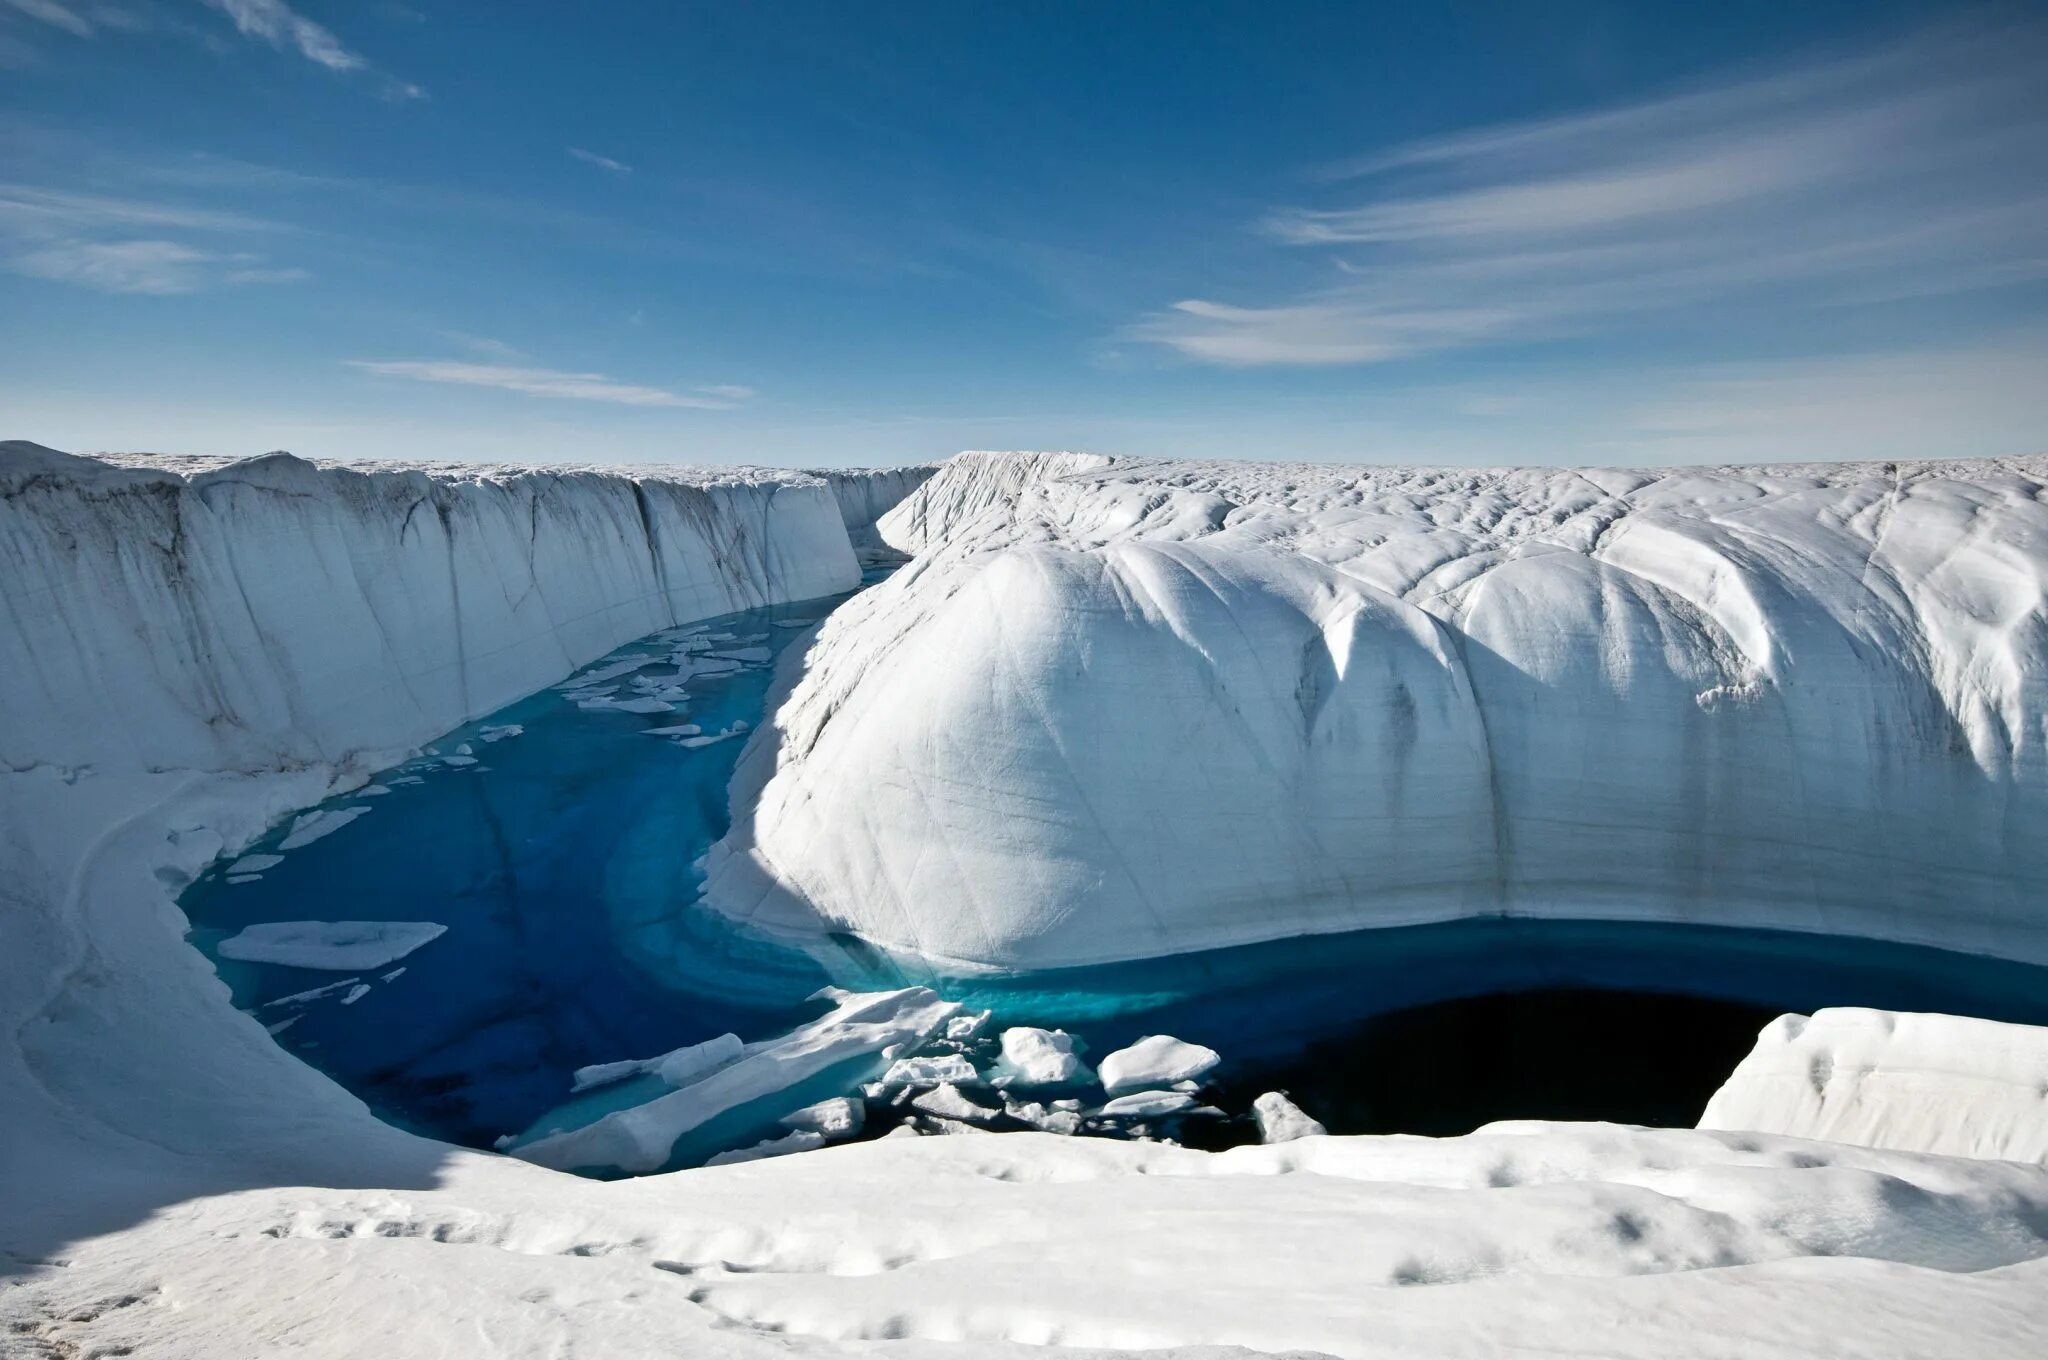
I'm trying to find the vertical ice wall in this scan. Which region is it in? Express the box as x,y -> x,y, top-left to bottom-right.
0,442 -> 891,776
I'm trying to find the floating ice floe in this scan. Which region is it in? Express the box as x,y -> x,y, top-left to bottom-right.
780,1096 -> 864,1139
261,978 -> 363,1008
478,724 -> 523,742
989,1026 -> 1091,1089
556,657 -> 659,690
1253,1091 -> 1326,1143
339,984 -> 370,1006
226,854 -> 284,875
513,987 -> 959,1174
1098,1035 -> 1220,1095
642,723 -> 703,738
275,805 -> 370,851
216,921 -> 448,971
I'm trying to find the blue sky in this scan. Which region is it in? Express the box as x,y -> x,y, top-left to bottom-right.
3,1 -> 2045,467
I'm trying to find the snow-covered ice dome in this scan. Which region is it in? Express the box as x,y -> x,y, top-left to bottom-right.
704,450 -> 2048,973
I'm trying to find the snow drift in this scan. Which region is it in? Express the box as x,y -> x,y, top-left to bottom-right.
705,451 -> 2048,972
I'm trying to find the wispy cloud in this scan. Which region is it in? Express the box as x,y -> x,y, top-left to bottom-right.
12,237 -> 306,292
1135,19 -> 2048,366
0,178 -> 307,293
198,0 -> 420,98
5,0 -> 93,39
568,147 -> 632,175
348,360 -> 754,409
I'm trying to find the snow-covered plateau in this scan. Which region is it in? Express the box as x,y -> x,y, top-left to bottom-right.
5,441 -> 2048,1358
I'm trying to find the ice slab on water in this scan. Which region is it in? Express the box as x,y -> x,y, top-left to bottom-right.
569,1032 -> 745,1094
226,854 -> 283,875
275,806 -> 369,851
1097,1090 -> 1198,1119
215,921 -> 447,971
1098,1035 -> 1220,1095
513,987 -> 959,1174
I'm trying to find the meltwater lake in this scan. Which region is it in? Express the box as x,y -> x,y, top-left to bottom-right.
181,576 -> 2048,1171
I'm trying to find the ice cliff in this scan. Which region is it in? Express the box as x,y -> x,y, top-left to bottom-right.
705,450 -> 2048,972
2,442 -> 928,775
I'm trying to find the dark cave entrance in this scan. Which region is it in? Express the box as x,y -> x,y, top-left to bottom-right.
1223,986 -> 1782,1138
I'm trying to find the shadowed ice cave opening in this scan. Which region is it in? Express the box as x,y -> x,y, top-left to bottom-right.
179,577 -> 2048,1173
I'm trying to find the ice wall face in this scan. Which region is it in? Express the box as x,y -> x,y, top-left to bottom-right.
706,451 -> 2048,972
809,464 -> 939,548
1,442 -> 865,776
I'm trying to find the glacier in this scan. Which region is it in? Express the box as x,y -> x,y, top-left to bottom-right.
703,450 -> 2048,972
6,440 -> 2048,1358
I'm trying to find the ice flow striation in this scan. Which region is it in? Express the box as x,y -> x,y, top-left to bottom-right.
706,451 -> 2048,972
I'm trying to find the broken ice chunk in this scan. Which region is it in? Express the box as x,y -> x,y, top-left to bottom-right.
911,1083 -> 997,1122
642,724 -> 703,738
780,1097 -> 864,1140
1097,1035 -> 1220,1095
339,984 -> 371,1006
513,988 -> 959,1175
944,1010 -> 992,1042
988,1026 -> 1091,1089
878,1053 -> 979,1088
479,724 -> 523,742
1253,1091 -> 1327,1144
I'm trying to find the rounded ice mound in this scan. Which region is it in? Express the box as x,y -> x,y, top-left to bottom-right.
1099,1035 -> 1221,1096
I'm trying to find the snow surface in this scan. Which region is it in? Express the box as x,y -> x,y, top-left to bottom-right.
215,920 -> 447,971
1701,1007 -> 2048,1163
705,450 -> 2048,972
8,442 -> 2048,1357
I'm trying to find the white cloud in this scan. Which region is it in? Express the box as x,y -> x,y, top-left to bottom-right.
10,238 -> 307,293
197,0 -> 420,96
348,360 -> 754,409
568,147 -> 632,175
1137,19 -> 2048,367
5,0 -> 92,39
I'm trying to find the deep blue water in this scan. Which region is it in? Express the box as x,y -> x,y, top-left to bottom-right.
182,580 -> 2048,1166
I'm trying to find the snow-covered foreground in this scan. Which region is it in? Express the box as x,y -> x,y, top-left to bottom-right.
11,1122 -> 2048,1357
6,442 -> 2048,1357
706,451 -> 2048,972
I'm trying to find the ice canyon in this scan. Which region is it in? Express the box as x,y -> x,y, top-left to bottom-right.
6,439 -> 2048,1359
